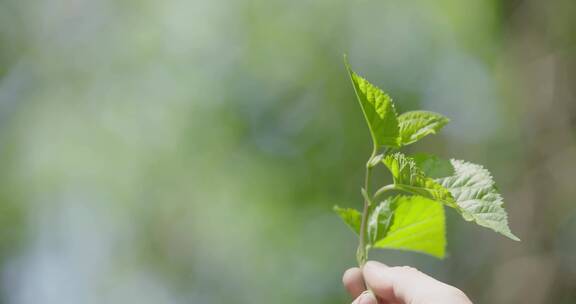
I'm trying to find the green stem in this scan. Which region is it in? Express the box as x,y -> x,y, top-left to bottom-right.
373,184 -> 399,199
356,148 -> 377,266
357,182 -> 400,266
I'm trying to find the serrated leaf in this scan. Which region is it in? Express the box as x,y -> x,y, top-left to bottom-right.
382,152 -> 454,204
437,160 -> 520,241
373,195 -> 446,258
333,206 -> 362,235
345,59 -> 399,148
398,111 -> 449,146
412,153 -> 454,178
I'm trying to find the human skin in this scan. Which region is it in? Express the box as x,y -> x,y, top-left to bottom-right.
342,261 -> 473,304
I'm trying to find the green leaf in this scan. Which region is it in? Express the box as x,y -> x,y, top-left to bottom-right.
398,111 -> 449,146
382,152 -> 454,204
367,199 -> 394,245
437,160 -> 520,241
372,195 -> 446,258
367,153 -> 384,168
412,153 -> 454,178
345,58 -> 399,148
333,206 -> 362,235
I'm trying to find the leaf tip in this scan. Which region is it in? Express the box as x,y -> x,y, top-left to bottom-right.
508,233 -> 521,242
343,53 -> 353,73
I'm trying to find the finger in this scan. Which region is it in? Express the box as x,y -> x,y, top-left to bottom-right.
351,291 -> 379,304
362,261 -> 456,303
361,262 -> 396,301
343,267 -> 366,298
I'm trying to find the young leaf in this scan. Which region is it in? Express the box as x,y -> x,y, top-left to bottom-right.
344,59 -> 399,148
382,152 -> 454,204
412,153 -> 454,178
367,153 -> 384,168
335,60 -> 518,265
437,160 -> 520,241
333,206 -> 362,234
372,195 -> 446,258
398,111 -> 449,146
367,199 -> 394,245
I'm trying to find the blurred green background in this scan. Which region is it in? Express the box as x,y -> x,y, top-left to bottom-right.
0,0 -> 575,303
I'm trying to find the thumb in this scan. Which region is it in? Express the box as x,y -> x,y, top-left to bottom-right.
362,261 -> 472,304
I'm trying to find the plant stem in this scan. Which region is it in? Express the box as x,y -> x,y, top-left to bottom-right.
373,184 -> 399,199
357,148 -> 377,266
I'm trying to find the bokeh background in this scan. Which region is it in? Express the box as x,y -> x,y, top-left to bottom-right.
0,0 -> 575,303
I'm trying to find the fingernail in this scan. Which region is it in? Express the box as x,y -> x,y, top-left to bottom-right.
357,291 -> 377,304
358,294 -> 369,304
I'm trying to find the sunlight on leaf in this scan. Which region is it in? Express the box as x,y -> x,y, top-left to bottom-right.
438,159 -> 520,241
373,195 -> 446,258
345,57 -> 400,149
398,111 -> 449,146
382,152 -> 454,204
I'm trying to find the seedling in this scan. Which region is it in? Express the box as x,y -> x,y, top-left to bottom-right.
335,57 -> 519,266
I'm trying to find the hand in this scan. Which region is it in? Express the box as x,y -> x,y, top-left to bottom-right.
342,261 -> 473,304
